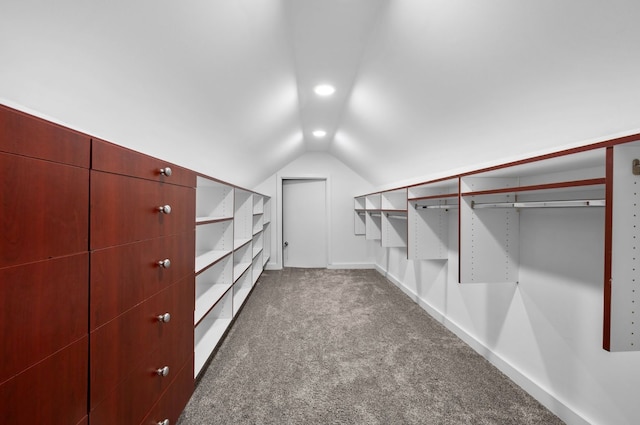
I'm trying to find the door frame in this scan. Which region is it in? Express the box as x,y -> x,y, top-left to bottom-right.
276,174 -> 332,269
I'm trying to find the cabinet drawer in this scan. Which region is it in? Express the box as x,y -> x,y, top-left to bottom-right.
0,152 -> 89,268
0,105 -> 90,167
89,340 -> 193,425
139,356 -> 194,425
0,336 -> 88,425
91,232 -> 195,328
90,274 -> 194,409
92,138 -> 196,187
0,254 -> 88,384
90,171 -> 195,249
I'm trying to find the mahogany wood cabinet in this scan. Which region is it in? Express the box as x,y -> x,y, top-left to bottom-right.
88,139 -> 196,425
1,106 -> 90,425
1,105 -> 196,425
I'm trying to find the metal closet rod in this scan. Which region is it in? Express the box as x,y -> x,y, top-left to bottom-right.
386,213 -> 408,220
415,204 -> 459,209
369,212 -> 382,217
471,199 -> 606,209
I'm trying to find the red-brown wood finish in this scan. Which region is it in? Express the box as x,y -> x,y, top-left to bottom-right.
0,254 -> 88,384
92,138 -> 196,187
89,334 -> 194,425
603,147 -> 614,351
75,416 -> 88,425
90,274 -> 195,408
460,178 -> 606,197
90,231 -> 195,329
0,105 -> 90,167
139,356 -> 195,425
90,171 -> 195,249
0,152 -> 89,268
0,337 -> 88,425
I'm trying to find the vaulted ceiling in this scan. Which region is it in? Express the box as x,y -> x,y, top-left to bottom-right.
2,0 -> 640,189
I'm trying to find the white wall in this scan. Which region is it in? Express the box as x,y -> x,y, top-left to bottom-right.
372,205 -> 640,425
253,152 -> 373,269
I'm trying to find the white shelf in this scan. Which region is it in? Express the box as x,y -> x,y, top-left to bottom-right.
195,255 -> 232,325
365,193 -> 381,210
232,272 -> 252,316
365,211 -> 382,240
196,215 -> 233,224
382,211 -> 408,248
195,249 -> 232,274
196,177 -> 234,220
194,290 -> 233,378
252,251 -> 263,284
354,196 -> 366,210
381,188 -> 407,210
234,237 -> 252,251
233,261 -> 251,281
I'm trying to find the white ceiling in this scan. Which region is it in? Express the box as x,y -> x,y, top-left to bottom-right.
2,0 -> 640,189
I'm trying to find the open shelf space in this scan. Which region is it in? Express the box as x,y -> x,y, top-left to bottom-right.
196,176 -> 234,223
365,211 -> 382,240
234,188 -> 253,246
232,271 -> 252,316
382,211 -> 408,248
195,255 -> 233,325
194,288 -> 233,377
195,220 -> 233,274
252,251 -> 263,284
233,241 -> 252,282
354,210 -> 366,235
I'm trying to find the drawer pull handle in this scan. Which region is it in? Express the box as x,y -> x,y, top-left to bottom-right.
157,420 -> 170,425
157,312 -> 171,323
159,167 -> 172,177
156,366 -> 170,377
158,205 -> 172,214
157,259 -> 171,268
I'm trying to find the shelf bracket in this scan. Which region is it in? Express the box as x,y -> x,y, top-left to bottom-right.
633,159 -> 640,175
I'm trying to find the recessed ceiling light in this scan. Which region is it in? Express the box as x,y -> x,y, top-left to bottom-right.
313,130 -> 327,138
314,84 -> 335,96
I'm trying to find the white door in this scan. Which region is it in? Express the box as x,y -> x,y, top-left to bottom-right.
282,179 -> 327,268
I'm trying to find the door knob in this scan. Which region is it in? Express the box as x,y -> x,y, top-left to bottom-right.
284,241 -> 288,247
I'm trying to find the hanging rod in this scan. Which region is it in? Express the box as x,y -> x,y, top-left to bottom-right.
471,199 -> 606,209
386,213 -> 408,220
415,204 -> 459,210
357,211 -> 366,216
369,212 -> 382,217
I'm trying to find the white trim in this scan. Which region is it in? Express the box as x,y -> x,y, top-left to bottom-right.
374,263 -> 591,425
277,174 -> 331,269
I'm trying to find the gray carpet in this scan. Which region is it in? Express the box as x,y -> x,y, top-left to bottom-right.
178,268 -> 563,425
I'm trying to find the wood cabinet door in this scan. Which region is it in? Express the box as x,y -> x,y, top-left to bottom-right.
0,337 -> 88,425
92,138 -> 196,187
90,171 -> 195,249
0,152 -> 89,268
90,231 -> 195,329
0,105 -> 90,167
90,274 -> 194,409
0,254 -> 88,384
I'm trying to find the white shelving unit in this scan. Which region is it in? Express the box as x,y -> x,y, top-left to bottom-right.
381,189 -> 407,248
194,176 -> 271,377
408,178 -> 458,260
365,193 -> 382,241
232,271 -> 252,316
194,288 -> 232,377
459,148 -> 605,284
263,196 -> 271,267
354,196 -> 366,235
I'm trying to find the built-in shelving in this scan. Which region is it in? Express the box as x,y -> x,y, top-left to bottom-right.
354,136 -> 640,351
194,176 -> 271,377
408,178 -> 458,260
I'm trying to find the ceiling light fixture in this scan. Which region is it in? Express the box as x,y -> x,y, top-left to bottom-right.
313,130 -> 327,138
314,84 -> 335,96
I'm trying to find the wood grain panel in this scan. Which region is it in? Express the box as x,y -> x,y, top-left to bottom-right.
90,232 -> 195,329
0,153 -> 89,268
90,274 -> 194,408
0,254 -> 88,384
139,356 -> 194,425
0,337 -> 88,425
0,105 -> 90,167
90,171 -> 195,249
89,339 -> 193,425
92,138 -> 196,187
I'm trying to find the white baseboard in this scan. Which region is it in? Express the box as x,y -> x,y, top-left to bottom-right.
374,264 -> 590,425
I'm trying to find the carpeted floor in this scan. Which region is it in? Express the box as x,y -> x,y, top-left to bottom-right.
177,268 -> 563,425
